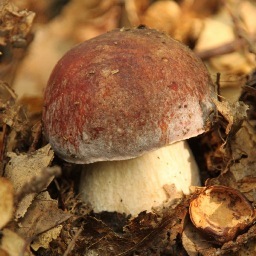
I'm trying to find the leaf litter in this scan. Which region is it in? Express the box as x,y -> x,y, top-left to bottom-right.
0,0 -> 256,255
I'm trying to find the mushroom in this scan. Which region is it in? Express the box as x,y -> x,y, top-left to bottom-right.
42,27 -> 216,216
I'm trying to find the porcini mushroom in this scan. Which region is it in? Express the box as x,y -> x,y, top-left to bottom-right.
42,27 -> 216,216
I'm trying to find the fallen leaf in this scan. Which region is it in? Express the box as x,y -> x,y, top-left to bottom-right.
213,99 -> 248,134
0,229 -> 32,256
17,191 -> 71,239
30,225 -> 63,251
0,177 -> 14,229
4,144 -> 54,218
182,222 -> 215,256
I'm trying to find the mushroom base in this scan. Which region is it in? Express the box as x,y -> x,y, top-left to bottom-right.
80,141 -> 200,216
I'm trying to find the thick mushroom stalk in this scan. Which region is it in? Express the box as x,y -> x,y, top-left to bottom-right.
42,27 -> 216,216
81,141 -> 199,216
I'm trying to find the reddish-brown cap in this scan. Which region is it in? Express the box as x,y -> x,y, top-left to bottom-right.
42,27 -> 216,164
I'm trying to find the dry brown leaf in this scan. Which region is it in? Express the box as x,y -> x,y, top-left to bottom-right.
0,1 -> 35,84
230,120 -> 256,177
0,82 -> 17,174
17,191 -> 71,240
0,81 -> 31,168
0,229 -> 32,256
207,83 -> 256,200
182,222 -> 215,256
208,120 -> 256,201
4,144 -> 54,218
30,225 -> 63,251
0,1 -> 35,47
0,177 -> 14,229
213,99 -> 248,134
236,239 -> 256,255
219,224 -> 256,255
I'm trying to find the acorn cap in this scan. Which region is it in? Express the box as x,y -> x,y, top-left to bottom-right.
189,186 -> 256,244
43,27 -> 216,164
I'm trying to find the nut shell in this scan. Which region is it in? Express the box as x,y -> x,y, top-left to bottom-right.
43,27 -> 216,164
189,185 -> 256,244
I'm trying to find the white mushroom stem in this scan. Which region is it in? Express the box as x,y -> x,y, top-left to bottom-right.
79,140 -> 200,216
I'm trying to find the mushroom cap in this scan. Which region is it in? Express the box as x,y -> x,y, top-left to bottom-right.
43,27 -> 216,164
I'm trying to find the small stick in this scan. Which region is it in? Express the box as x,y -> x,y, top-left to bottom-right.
63,227 -> 83,256
195,35 -> 256,60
